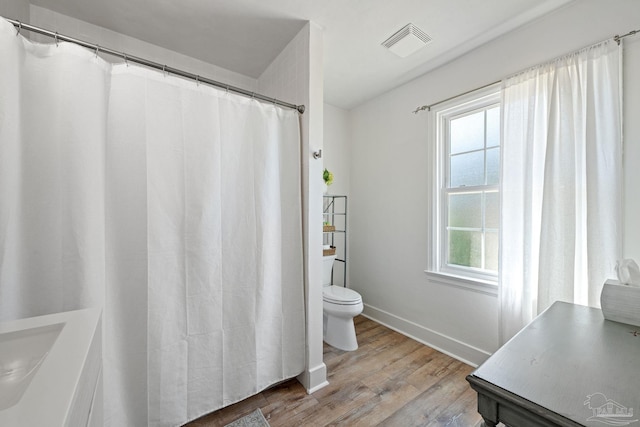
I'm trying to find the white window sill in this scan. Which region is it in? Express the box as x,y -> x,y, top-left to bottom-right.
423,270 -> 498,296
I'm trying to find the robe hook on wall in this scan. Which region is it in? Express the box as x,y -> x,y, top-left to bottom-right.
313,149 -> 322,159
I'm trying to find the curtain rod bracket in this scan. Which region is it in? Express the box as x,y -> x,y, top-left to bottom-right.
614,28 -> 640,45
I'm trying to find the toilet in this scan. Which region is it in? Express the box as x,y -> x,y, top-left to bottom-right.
322,254 -> 363,351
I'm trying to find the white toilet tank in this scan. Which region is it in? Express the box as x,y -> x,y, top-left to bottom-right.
322,255 -> 336,286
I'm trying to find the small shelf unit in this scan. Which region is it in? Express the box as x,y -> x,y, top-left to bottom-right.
323,195 -> 347,287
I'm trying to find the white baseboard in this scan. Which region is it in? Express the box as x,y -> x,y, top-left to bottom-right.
362,304 -> 491,367
297,362 -> 328,394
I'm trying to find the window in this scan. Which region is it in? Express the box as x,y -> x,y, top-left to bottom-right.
427,85 -> 500,284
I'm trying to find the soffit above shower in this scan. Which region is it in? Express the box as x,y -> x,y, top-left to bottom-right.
26,0 -> 574,110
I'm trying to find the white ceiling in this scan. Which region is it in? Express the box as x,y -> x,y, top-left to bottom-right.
30,0 -> 574,109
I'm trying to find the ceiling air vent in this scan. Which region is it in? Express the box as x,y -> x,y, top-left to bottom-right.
382,23 -> 432,58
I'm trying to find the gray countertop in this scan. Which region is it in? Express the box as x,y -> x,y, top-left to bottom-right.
472,301 -> 640,425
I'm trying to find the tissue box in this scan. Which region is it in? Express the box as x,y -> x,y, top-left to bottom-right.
600,279 -> 640,327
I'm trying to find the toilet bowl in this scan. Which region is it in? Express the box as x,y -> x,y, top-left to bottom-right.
322,255 -> 363,351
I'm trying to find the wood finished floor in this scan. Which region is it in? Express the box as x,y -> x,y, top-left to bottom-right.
186,316 -> 483,427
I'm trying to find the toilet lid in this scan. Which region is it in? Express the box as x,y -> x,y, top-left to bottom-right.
323,285 -> 362,304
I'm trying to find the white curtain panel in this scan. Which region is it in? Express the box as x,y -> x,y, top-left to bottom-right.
0,18 -> 305,427
104,66 -> 150,426
499,40 -> 622,344
106,66 -> 305,426
0,19 -> 109,321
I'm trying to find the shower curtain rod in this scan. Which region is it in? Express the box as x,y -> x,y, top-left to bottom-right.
412,26 -> 640,114
6,18 -> 306,114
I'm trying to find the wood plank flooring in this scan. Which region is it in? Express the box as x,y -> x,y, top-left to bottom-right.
187,316 -> 483,427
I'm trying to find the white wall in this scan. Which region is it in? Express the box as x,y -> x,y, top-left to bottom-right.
259,22 -> 327,393
322,104 -> 351,286
323,104 -> 351,198
623,36 -> 640,261
0,0 -> 29,23
348,0 -> 640,366
28,5 -> 257,92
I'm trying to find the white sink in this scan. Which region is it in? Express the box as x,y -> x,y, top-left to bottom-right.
0,322 -> 64,410
0,308 -> 101,426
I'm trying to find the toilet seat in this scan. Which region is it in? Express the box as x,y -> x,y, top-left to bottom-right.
323,285 -> 362,305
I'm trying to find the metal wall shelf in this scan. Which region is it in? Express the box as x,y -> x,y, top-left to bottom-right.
323,195 -> 347,287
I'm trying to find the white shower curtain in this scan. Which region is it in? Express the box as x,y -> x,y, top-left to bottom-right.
499,40 -> 622,344
0,18 -> 305,427
106,66 -> 305,426
0,19 -> 109,321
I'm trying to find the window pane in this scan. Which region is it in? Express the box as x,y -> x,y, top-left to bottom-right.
451,151 -> 484,187
486,106 -> 500,148
485,231 -> 499,271
449,193 -> 482,228
485,191 -> 499,229
448,230 -> 482,268
437,93 -> 501,277
486,147 -> 500,185
450,111 -> 484,154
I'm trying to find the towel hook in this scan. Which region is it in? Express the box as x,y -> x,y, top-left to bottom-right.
312,149 -> 322,159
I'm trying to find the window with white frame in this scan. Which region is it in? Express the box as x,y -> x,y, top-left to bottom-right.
428,85 -> 500,283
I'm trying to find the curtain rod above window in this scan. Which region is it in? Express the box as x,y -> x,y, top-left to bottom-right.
412,26 -> 640,115
412,80 -> 499,114
5,17 -> 306,114
615,28 -> 640,45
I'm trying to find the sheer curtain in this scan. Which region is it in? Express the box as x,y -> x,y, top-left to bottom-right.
0,18 -> 305,427
499,40 -> 622,344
